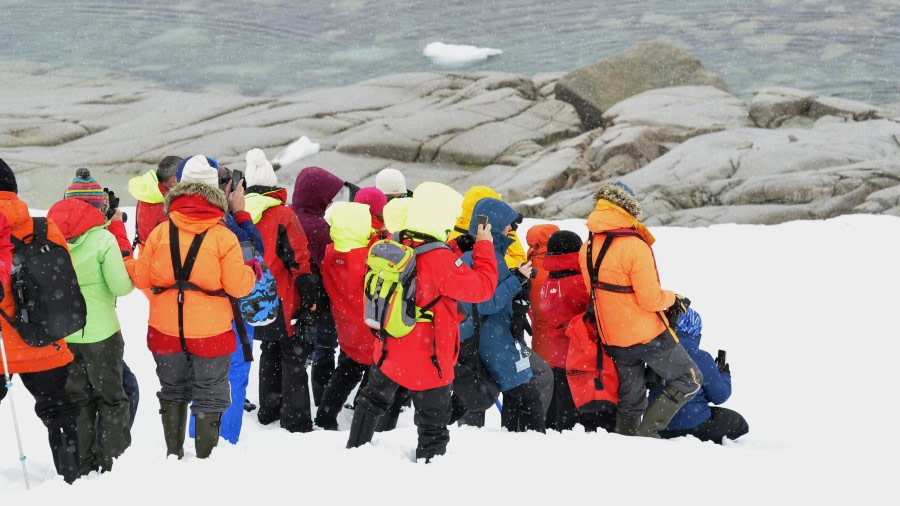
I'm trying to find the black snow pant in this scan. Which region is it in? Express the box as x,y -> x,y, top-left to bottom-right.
0,364 -> 80,483
659,407 -> 749,444
550,367 -> 615,433
257,338 -> 313,432
355,366 -> 452,460
315,351 -> 368,429
501,376 -> 546,433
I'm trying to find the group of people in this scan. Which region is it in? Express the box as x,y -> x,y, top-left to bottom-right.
0,152 -> 747,484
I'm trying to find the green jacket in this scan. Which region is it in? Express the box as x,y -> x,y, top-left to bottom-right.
47,199 -> 135,344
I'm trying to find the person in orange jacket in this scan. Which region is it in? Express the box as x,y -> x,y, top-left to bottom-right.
579,181 -> 701,438
0,159 -> 80,483
130,177 -> 256,459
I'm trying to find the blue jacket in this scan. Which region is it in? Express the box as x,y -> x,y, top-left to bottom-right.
459,198 -> 532,392
225,212 -> 265,255
650,308 -> 732,430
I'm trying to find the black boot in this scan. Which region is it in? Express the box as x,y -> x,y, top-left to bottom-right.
346,408 -> 381,449
637,385 -> 687,438
159,400 -> 188,459
615,413 -> 641,436
194,412 -> 222,459
311,360 -> 335,407
49,422 -> 79,484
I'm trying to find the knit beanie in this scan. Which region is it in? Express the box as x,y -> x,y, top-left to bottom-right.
353,186 -> 387,216
65,168 -> 106,209
613,180 -> 636,197
0,158 -> 17,194
547,230 -> 583,255
245,148 -> 278,187
375,168 -> 407,197
177,155 -> 219,187
677,307 -> 702,337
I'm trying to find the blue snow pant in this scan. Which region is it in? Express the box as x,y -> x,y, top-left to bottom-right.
190,322 -> 254,444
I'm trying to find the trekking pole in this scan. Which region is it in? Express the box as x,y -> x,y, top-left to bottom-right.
0,326 -> 30,489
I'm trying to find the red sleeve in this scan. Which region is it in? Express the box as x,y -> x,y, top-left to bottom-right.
0,213 -> 12,282
283,211 -> 312,279
433,239 -> 498,304
107,220 -> 133,258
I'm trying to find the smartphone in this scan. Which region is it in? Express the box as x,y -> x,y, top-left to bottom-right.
475,214 -> 489,228
231,169 -> 246,189
240,241 -> 255,262
716,349 -> 727,370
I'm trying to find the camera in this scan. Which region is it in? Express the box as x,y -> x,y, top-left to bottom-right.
103,188 -> 127,223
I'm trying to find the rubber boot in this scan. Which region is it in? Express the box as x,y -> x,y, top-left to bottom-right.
636,385 -> 687,438
346,408 -> 381,449
311,360 -> 335,407
49,424 -> 80,484
159,400 -> 188,459
615,414 -> 641,436
194,412 -> 222,459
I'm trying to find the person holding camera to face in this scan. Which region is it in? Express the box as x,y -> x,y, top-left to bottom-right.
649,307 -> 749,444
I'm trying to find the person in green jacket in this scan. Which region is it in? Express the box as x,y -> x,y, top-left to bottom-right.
47,169 -> 135,476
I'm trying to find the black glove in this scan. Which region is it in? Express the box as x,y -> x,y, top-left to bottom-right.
664,294 -> 691,328
720,362 -> 731,375
455,234 -> 475,253
103,188 -> 119,220
295,273 -> 320,317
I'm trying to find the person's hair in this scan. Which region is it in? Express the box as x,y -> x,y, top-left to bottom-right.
156,155 -> 183,182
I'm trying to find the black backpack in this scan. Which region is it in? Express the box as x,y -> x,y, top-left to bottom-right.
0,218 -> 87,347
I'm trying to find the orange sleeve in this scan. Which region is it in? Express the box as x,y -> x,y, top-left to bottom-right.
628,240 -> 675,312
219,229 -> 255,298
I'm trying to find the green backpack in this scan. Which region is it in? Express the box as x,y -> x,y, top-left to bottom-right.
363,235 -> 451,339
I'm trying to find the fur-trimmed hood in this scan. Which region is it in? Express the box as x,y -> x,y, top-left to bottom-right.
164,181 -> 228,214
594,183 -> 641,218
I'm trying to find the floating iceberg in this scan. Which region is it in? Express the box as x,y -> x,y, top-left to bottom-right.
423,42 -> 503,65
272,136 -> 320,169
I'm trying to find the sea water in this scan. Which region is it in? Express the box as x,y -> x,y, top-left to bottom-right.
2,0 -> 898,103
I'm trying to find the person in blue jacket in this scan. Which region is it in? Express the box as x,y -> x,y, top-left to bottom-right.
650,307 -> 749,444
186,164 -> 264,444
459,197 -> 550,432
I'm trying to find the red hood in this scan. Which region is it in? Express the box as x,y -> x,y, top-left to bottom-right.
542,251 -> 581,273
47,199 -> 106,240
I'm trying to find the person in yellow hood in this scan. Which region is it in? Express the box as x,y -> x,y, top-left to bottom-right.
127,156 -> 182,251
450,186 -> 526,268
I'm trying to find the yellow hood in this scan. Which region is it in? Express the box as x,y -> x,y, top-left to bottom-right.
328,202 -> 373,252
406,182 -> 463,242
383,197 -> 412,234
451,185 -> 501,239
128,170 -> 164,204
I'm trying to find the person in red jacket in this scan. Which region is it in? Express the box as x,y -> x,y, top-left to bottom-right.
127,155 -> 181,252
0,159 -> 80,483
243,152 -> 317,433
539,230 -> 614,432
346,182 -> 498,462
314,202 -> 376,430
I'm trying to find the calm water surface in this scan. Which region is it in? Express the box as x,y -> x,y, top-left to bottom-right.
2,0 -> 898,102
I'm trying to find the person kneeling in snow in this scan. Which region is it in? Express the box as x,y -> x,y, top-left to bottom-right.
651,308 -> 749,444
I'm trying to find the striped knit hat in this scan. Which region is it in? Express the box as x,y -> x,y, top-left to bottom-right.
65,168 -> 106,210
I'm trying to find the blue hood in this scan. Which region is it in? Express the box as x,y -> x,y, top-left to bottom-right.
468,197 -> 518,255
676,308 -> 702,351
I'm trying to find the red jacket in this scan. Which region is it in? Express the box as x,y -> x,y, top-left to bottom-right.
321,244 -> 376,365
376,240 -> 498,391
538,252 -> 590,369
253,189 -> 312,336
135,183 -> 168,246
525,223 -> 559,360
0,192 -> 73,374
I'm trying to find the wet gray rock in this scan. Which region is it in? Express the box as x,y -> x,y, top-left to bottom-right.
555,41 -> 731,129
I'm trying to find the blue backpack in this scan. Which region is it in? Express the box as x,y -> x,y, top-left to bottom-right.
239,240 -> 281,327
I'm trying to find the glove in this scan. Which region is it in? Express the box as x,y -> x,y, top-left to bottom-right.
455,233 -> 475,253
245,258 -> 262,282
295,273 -> 321,318
720,362 -> 731,375
664,294 -> 691,328
103,188 -> 120,221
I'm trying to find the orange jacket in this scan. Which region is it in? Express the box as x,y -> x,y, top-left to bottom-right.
525,223 -> 559,360
130,183 -> 255,339
0,192 -> 74,374
579,200 -> 674,348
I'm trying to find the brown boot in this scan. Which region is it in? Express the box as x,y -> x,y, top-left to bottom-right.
636,385 -> 687,438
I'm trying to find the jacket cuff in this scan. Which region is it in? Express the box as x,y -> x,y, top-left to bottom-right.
233,211 -> 252,224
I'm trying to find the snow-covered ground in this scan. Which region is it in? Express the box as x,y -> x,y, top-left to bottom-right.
2,210 -> 897,503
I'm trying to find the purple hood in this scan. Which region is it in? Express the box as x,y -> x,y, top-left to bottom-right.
290,166 -> 344,268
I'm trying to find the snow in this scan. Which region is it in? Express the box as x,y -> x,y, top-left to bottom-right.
423,42 -> 503,65
2,209 -> 898,503
271,136 -> 319,168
